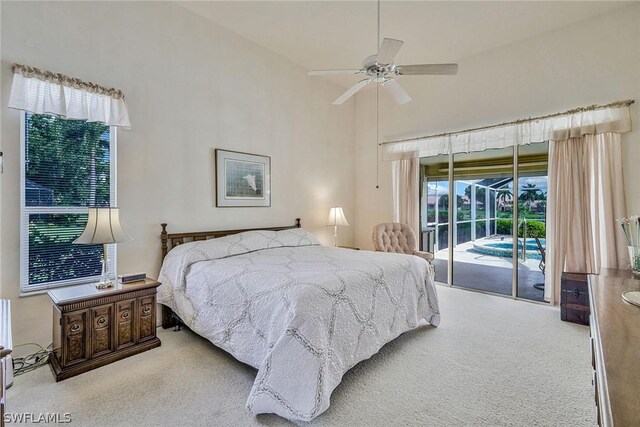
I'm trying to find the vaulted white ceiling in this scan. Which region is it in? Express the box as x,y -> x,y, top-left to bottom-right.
179,1 -> 629,87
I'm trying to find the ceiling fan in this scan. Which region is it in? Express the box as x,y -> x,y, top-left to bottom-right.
308,38 -> 458,105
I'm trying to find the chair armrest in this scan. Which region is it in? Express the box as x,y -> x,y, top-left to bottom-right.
413,250 -> 434,262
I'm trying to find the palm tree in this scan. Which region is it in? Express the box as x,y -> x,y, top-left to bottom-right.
496,187 -> 513,211
519,183 -> 542,210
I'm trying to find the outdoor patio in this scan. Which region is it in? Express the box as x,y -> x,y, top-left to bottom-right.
432,239 -> 546,302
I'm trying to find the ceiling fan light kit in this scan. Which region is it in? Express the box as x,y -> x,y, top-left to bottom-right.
309,37 -> 459,105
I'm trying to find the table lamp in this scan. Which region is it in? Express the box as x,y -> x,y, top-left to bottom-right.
74,207 -> 131,289
327,206 -> 349,247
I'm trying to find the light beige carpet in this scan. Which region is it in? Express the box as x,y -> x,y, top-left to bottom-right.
7,286 -> 596,426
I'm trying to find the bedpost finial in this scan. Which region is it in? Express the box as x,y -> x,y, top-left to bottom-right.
161,223 -> 169,259
295,218 -> 301,228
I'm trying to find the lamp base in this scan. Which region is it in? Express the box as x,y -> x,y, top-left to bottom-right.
95,280 -> 114,290
95,244 -> 113,289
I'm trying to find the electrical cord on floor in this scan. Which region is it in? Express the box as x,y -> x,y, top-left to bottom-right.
11,343 -> 53,376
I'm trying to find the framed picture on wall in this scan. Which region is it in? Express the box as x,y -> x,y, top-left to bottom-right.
215,149 -> 271,207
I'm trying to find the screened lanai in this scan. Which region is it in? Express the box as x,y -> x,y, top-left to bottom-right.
423,177 -> 516,252
420,144 -> 549,302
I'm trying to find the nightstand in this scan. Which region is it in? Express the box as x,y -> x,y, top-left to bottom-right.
48,278 -> 161,381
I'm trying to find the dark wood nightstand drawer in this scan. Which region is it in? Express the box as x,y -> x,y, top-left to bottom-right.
115,299 -> 136,350
90,304 -> 114,358
137,295 -> 156,343
63,310 -> 89,366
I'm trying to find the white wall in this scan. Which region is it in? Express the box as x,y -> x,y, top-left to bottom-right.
354,4 -> 640,250
0,1 -> 356,349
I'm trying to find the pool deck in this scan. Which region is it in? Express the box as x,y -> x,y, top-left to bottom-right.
432,240 -> 546,302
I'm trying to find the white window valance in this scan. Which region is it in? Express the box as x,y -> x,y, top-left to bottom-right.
8,64 -> 131,128
381,103 -> 632,161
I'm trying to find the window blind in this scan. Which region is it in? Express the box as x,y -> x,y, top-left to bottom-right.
20,112 -> 117,292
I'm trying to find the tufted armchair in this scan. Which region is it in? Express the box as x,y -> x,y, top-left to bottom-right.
372,223 -> 434,262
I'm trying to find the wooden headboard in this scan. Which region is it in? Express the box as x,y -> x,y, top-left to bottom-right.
160,218 -> 301,259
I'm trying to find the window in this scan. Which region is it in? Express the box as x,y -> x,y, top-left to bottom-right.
20,113 -> 117,292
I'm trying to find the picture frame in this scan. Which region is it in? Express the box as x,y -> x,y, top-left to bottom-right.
215,149 -> 271,207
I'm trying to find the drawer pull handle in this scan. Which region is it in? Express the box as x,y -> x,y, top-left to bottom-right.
70,323 -> 80,332
573,288 -> 581,298
97,317 -> 107,326
121,311 -> 130,320
142,306 -> 151,315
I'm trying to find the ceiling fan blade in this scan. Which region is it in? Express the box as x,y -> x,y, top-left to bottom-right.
382,79 -> 411,105
308,69 -> 363,76
332,79 -> 371,105
395,64 -> 458,76
377,38 -> 404,65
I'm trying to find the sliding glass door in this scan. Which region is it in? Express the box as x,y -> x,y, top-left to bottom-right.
422,154 -> 449,284
451,147 -> 515,296
420,143 -> 548,302
515,142 -> 548,301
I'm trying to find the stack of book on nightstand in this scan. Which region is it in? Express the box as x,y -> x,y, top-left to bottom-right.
117,272 -> 147,283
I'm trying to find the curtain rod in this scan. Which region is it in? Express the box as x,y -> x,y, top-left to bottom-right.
380,99 -> 635,146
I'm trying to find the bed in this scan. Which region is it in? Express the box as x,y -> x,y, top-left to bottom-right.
157,219 -> 440,422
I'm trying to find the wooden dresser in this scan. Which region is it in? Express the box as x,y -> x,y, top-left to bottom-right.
588,269 -> 640,426
48,278 -> 161,381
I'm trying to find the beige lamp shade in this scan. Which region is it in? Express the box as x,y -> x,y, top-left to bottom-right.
327,207 -> 349,227
74,208 -> 131,245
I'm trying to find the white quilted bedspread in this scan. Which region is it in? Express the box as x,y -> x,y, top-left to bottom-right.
157,229 -> 440,421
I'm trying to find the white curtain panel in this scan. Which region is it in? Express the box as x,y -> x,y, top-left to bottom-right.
381,106 -> 631,161
392,158 -> 420,240
545,133 -> 628,304
9,70 -> 130,127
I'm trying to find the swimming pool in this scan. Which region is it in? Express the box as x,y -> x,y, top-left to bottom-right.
472,238 -> 545,260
